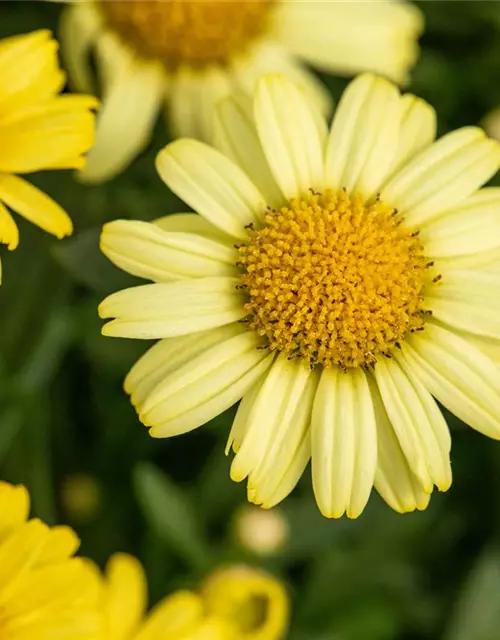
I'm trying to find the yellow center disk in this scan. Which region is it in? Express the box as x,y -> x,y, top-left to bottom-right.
101,0 -> 274,67
239,189 -> 430,369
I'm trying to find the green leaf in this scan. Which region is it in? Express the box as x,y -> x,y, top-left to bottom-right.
133,462 -> 212,573
444,547 -> 500,640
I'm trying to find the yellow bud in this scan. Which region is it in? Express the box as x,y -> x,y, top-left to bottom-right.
234,505 -> 289,556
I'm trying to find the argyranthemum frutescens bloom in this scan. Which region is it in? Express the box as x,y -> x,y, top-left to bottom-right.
98,554 -> 288,640
60,0 -> 422,183
99,72 -> 500,518
0,481 -> 100,639
0,29 -> 98,281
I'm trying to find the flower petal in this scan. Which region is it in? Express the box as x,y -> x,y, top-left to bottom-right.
311,367 -> 377,519
0,175 -> 72,239
397,322 -> 500,439
374,356 -> 452,493
391,93 -> 437,175
230,355 -> 316,509
421,188 -> 500,259
104,554 -> 146,640
99,277 -> 245,339
135,592 -> 204,640
126,325 -> 242,410
231,40 -> 332,117
425,269 -> 500,339
254,74 -> 325,200
0,95 -> 98,173
0,520 -> 49,597
325,73 -> 401,199
381,127 -> 500,227
138,329 -> 273,438
214,94 -> 284,208
60,4 -> 101,93
101,220 -> 237,282
0,201 -> 19,250
368,378 -> 431,513
0,30 -> 64,113
272,0 -> 423,84
156,139 -> 266,240
79,56 -> 164,183
153,213 -> 231,242
0,483 -> 30,541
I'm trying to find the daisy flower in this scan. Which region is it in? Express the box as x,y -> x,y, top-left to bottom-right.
0,481 -> 100,639
99,73 -> 500,518
60,0 -> 422,183
0,29 -> 98,282
98,554 -> 288,639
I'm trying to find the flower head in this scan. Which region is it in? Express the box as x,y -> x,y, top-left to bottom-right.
97,553 -> 288,640
0,30 -> 98,282
100,73 -> 500,518
60,0 -> 422,183
0,481 -> 100,639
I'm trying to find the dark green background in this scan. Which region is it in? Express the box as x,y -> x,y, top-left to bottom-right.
2,2 -> 500,638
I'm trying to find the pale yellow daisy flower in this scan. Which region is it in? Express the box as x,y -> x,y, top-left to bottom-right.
0,481 -> 100,639
0,29 -> 98,282
98,554 -> 288,639
99,73 -> 500,518
60,0 -> 422,183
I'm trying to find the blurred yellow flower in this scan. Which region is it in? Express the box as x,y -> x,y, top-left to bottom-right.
98,554 -> 288,640
0,481 -> 100,639
0,29 -> 98,282
59,0 -> 422,183
202,565 -> 289,639
100,72 -> 500,518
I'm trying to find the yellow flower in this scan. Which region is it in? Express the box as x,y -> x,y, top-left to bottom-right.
99,72 -> 500,518
202,565 -> 289,640
59,0 -> 422,183
0,481 -> 100,639
0,30 -> 98,282
98,554 -> 288,640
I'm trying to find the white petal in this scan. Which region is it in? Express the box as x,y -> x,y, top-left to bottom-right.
125,325 -> 243,410
156,139 -> 266,240
325,74 -> 401,199
140,331 -> 273,437
425,269 -> 500,339
168,66 -> 207,140
381,128 -> 500,227
231,41 -> 332,117
368,377 -> 431,513
311,367 -> 377,519
374,356 -> 452,493
391,93 -> 437,175
230,355 -> 315,507
60,4 -> 101,93
272,0 -> 423,84
153,213 -> 231,242
421,188 -> 500,258
254,74 -> 325,199
100,220 -> 237,282
397,323 -> 500,440
79,56 -> 164,183
248,371 -> 317,508
257,434 -> 310,510
99,277 -> 245,339
213,94 -> 284,208
225,375 -> 267,456
168,65 -> 231,143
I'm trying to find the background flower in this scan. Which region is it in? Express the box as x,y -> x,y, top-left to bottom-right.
58,0 -> 422,183
0,29 -> 98,282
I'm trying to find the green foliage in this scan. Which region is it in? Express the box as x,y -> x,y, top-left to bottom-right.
1,2 -> 500,638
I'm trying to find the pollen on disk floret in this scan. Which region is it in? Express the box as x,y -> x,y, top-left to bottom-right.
238,189 -> 432,370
